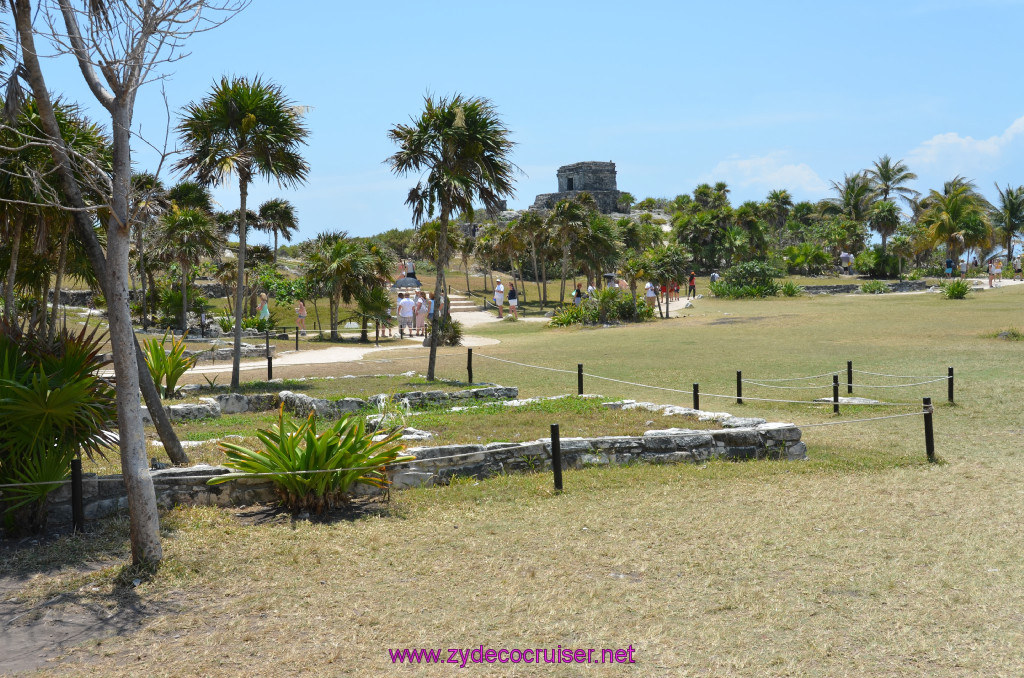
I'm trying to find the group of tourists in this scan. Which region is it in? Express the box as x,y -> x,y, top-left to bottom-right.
942,255 -> 1022,287
395,291 -> 441,338
640,272 -> 698,306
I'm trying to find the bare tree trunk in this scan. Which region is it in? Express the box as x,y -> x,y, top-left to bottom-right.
231,181 -> 248,389
531,247 -> 542,310
3,213 -> 23,322
559,245 -> 569,305
48,229 -> 69,342
181,263 -> 189,332
426,209 -> 449,381
138,221 -> 148,329
14,1 -> 167,562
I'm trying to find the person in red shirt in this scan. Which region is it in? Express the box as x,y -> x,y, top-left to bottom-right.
687,272 -> 697,299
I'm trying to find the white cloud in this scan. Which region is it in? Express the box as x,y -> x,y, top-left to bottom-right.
704,153 -> 828,194
908,115 -> 1024,169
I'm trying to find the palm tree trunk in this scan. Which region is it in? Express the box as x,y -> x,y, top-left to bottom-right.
530,246 -> 542,310
464,258 -> 471,294
541,263 -> 548,305
560,244 -> 570,305
138,221 -> 148,329
360,316 -> 369,343
426,208 -> 449,381
273,229 -> 279,267
181,262 -> 189,333
3,213 -> 23,322
231,180 -> 248,390
48,229 -> 69,343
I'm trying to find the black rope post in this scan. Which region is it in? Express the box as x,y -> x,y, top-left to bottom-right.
550,424 -> 563,492
736,371 -> 743,405
923,397 -> 936,463
948,367 -> 954,404
295,327 -> 299,352
467,348 -> 473,384
577,363 -> 584,396
265,331 -> 273,381
692,383 -> 700,410
847,360 -> 853,394
832,374 -> 840,415
71,456 -> 84,533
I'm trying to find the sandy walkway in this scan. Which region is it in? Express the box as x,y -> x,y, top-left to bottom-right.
190,334 -> 498,374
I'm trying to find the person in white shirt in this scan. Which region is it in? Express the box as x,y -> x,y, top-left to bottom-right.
493,279 -> 505,318
644,281 -> 656,307
397,293 -> 415,338
1014,256 -> 1022,281
586,283 -> 595,299
959,259 -> 968,280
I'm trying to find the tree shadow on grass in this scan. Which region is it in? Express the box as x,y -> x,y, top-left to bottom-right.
231,497 -> 393,528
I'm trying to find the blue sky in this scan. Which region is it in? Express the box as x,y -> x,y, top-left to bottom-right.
36,0 -> 1024,242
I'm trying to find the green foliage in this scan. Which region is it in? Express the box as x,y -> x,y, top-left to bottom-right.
242,314 -> 277,332
783,243 -> 831,275
158,286 -> 207,320
781,281 -> 804,297
860,280 -> 890,294
940,279 -> 971,300
426,316 -> 464,346
709,281 -> 780,299
854,246 -> 901,278
210,407 -> 415,513
549,302 -> 596,327
218,315 -> 234,333
990,327 -> 1023,341
142,332 -> 200,398
0,323 -> 115,536
548,289 -> 653,326
724,261 -> 781,288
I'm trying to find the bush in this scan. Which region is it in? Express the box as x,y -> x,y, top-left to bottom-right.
549,303 -> 596,327
218,315 -> 234,333
854,247 -> 901,279
0,323 -> 115,536
781,281 -> 804,297
142,332 -> 200,398
210,408 -> 415,513
860,280 -> 890,294
242,314 -> 277,333
724,261 -> 781,288
783,243 -> 831,275
941,279 -> 970,300
427,316 -> 464,346
158,287 -> 207,320
709,281 -> 781,299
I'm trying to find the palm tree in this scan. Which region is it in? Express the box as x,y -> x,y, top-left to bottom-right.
866,155 -> 918,205
919,183 -> 990,261
869,200 -> 901,253
129,172 -> 169,329
991,184 -> 1024,264
387,94 -> 516,380
764,189 -> 794,235
152,207 -> 225,331
824,172 -> 876,223
175,76 -> 310,389
257,198 -> 298,266
547,198 -> 589,304
167,180 -> 214,213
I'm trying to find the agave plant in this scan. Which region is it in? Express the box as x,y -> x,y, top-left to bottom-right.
0,321 -> 116,536
210,407 -> 415,513
142,332 -> 200,398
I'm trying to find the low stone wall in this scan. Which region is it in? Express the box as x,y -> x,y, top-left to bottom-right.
42,421 -> 804,528
43,464 -> 278,528
392,423 -> 805,489
142,385 -> 521,424
802,280 -> 928,295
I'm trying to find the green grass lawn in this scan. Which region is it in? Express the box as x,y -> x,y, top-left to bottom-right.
5,280 -> 1024,676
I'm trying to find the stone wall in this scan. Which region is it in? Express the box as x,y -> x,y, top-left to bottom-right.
802,280 -> 928,295
49,281 -> 228,308
42,422 -> 804,528
532,161 -> 621,214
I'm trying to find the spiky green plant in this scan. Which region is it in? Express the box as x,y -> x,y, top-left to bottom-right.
210,407 -> 415,513
142,332 -> 199,398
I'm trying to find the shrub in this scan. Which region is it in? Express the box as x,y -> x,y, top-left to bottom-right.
724,261 -> 781,288
781,281 -> 804,297
860,280 -> 890,294
941,279 -> 970,300
242,314 -> 277,333
210,408 -> 415,513
783,243 -> 831,275
855,247 -> 901,278
0,322 -> 115,536
142,332 -> 200,398
709,281 -> 780,299
549,303 -> 595,327
218,315 -> 234,333
427,316 -> 464,346
991,328 -> 1024,341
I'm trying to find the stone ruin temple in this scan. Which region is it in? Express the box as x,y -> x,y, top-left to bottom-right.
532,161 -> 622,214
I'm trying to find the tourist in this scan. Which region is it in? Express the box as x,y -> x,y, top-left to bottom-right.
987,259 -> 995,288
508,283 -> 519,319
959,259 -> 968,280
840,252 -> 851,274
258,293 -> 270,321
427,292 -> 435,322
414,292 -> 428,336
945,256 -> 954,278
618,278 -> 629,291
397,292 -> 415,338
493,278 -> 505,318
644,281 -> 656,307
994,258 -> 1003,287
406,259 -> 417,279
573,283 -> 584,306
295,300 -> 307,336
710,270 -> 721,284
586,282 -> 595,298
687,271 -> 697,300
1014,256 -> 1022,281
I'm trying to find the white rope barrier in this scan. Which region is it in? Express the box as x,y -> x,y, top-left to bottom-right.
795,411 -> 926,428
852,369 -> 949,379
742,377 -> 948,390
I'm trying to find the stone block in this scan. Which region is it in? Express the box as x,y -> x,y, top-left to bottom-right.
786,442 -> 808,460
333,398 -> 367,414
756,423 -> 801,442
215,393 -> 249,414
247,393 -> 280,412
639,450 -> 696,464
590,436 -> 644,450
390,470 -> 436,489
722,416 -> 767,428
710,428 -> 761,447
84,497 -> 120,520
580,453 -> 610,466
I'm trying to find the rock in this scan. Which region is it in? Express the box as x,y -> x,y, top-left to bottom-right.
167,397 -> 221,421
722,416 -> 767,428
215,393 -> 249,415
140,406 -> 154,425
683,300 -> 694,308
